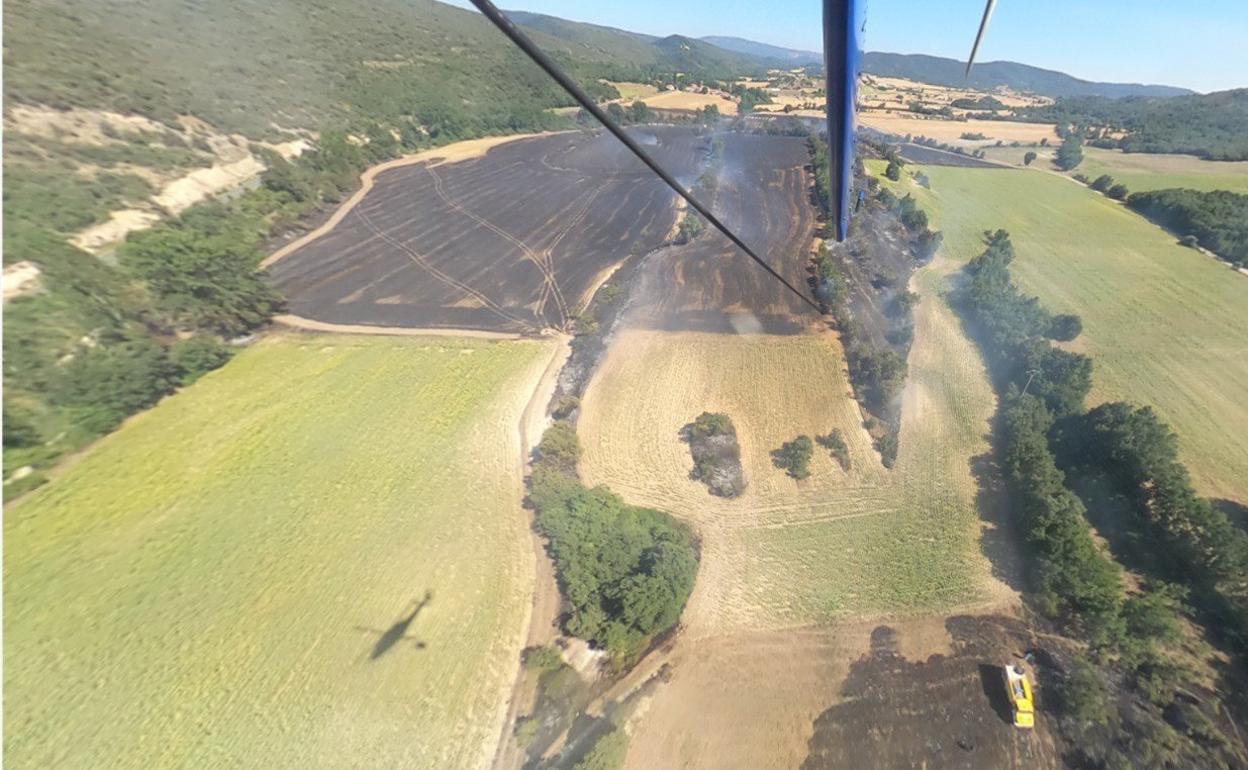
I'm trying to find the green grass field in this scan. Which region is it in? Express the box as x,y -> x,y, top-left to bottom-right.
872,159 -> 1248,506
979,145 -> 1248,194
4,334 -> 553,769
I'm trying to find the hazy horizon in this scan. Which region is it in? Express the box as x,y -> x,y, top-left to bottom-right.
446,0 -> 1247,93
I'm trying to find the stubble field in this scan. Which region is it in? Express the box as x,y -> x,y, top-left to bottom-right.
872,159 -> 1248,506
858,112 -> 1057,146
3,334 -> 555,769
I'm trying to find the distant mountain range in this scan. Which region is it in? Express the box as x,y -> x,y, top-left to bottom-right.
861,53 -> 1193,99
701,38 -> 1193,98
701,37 -> 1192,98
699,36 -> 822,66
506,11 -> 767,76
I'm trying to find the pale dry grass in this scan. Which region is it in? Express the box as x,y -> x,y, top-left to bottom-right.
578,251 -> 1009,636
640,90 -> 739,115
859,112 -> 1057,144
607,81 -> 660,100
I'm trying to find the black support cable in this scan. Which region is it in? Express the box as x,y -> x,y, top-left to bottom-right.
467,0 -> 824,315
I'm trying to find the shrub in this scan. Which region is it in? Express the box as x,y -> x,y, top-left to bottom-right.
885,157 -> 902,181
677,215 -> 705,244
573,727 -> 629,770
52,336 -> 180,434
551,395 -> 580,420
170,335 -> 234,384
817,428 -> 851,471
513,715 -> 540,747
774,435 -> 814,479
1047,313 -> 1083,342
686,412 -> 745,497
522,645 -> 564,672
1090,174 -> 1114,192
875,431 -> 898,468
535,420 -> 581,471
3,405 -> 41,448
1058,654 -> 1114,728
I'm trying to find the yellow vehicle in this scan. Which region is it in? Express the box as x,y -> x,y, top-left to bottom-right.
1003,663 -> 1035,728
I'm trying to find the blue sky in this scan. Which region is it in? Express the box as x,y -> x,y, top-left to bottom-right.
446,0 -> 1247,93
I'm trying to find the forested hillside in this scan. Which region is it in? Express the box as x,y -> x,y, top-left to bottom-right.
1016,89 -> 1248,160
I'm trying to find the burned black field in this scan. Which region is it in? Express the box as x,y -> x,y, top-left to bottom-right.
269,127 -> 708,333
628,133 -> 821,334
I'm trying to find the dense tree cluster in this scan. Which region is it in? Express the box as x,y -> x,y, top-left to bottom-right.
1014,89 -> 1248,160
952,95 -> 1005,111
1062,403 -> 1248,656
965,230 -> 1091,416
1000,393 -> 1125,643
729,84 -> 772,114
529,422 -> 698,665
1126,189 -> 1248,267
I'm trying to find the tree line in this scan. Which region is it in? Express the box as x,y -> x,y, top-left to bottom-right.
1126,189 -> 1248,267
961,230 -> 1245,769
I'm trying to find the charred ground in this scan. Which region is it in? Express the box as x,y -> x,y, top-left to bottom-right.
268,127 -> 711,333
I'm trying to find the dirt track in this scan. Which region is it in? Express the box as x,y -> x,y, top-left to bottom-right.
268,128 -> 708,333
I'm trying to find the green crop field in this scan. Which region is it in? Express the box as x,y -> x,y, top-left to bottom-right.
872,160 -> 1248,506
979,145 -> 1248,194
4,333 -> 554,769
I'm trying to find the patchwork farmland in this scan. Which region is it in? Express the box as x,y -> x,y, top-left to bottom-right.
269,128 -> 708,332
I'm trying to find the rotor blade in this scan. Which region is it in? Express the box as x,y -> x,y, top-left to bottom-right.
966,0 -> 998,76
467,0 -> 823,314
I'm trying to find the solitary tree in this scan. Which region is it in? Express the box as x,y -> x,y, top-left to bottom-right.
1023,151 -> 1037,166
775,435 -> 814,479
1090,174 -> 1114,192
1054,134 -> 1084,171
629,100 -> 651,124
885,157 -> 902,181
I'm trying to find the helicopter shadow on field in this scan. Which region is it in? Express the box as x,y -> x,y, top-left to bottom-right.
356,591 -> 433,661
